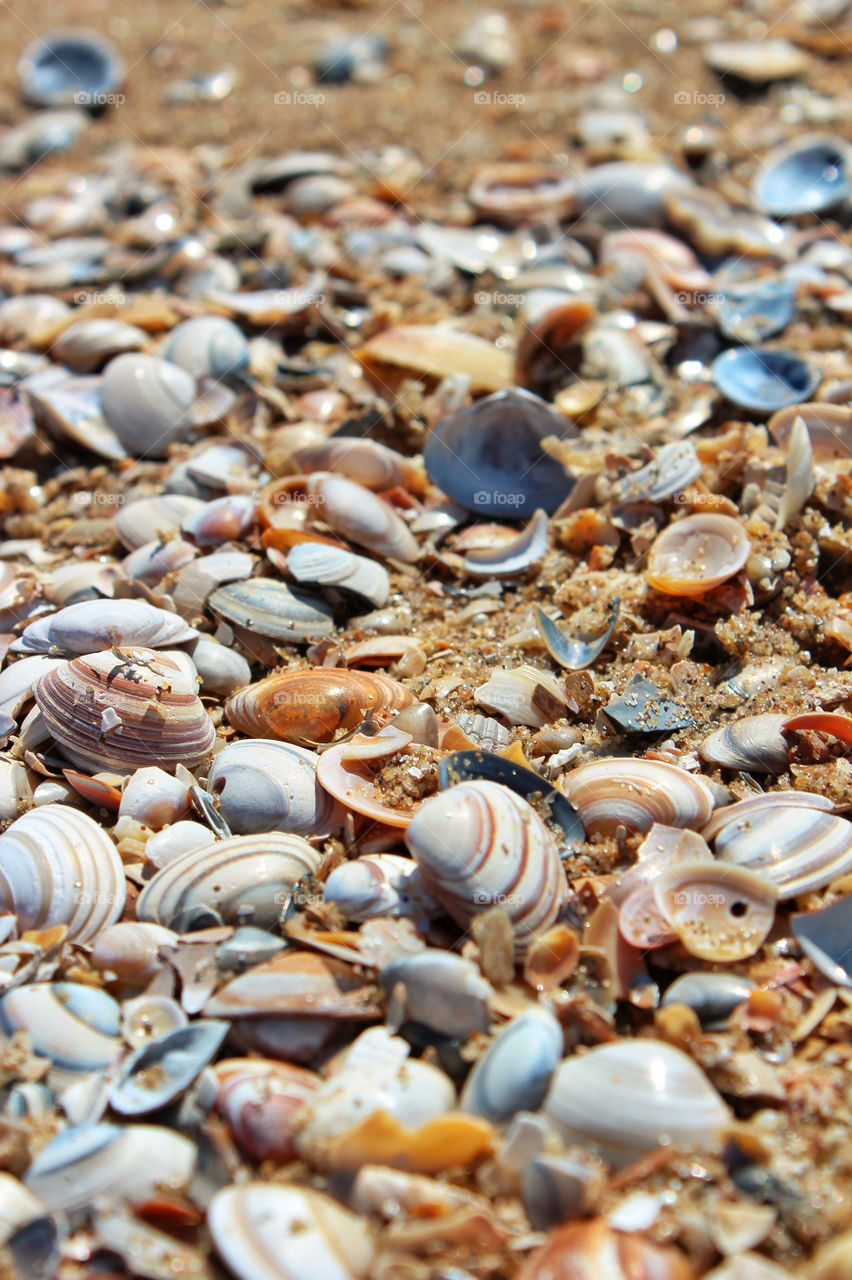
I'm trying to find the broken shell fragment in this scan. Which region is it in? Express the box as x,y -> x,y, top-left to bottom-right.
646,513 -> 751,596
286,540 -> 391,608
654,861 -> 778,961
474,664 -> 570,727
534,598 -> 619,671
109,1019 -> 228,1115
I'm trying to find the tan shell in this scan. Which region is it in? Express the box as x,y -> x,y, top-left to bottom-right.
356,324 -> 512,396
468,163 -> 577,223
317,725 -> 427,827
34,647 -> 215,774
646,513 -> 750,595
560,758 -> 714,836
654,861 -> 778,961
226,667 -> 414,745
304,471 -> 419,562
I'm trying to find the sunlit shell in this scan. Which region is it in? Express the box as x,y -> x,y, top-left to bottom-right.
161,315 -> 249,381
206,739 -> 343,836
654,861 -> 777,961
769,402 -> 852,461
214,1058 -> 320,1163
208,577 -> 336,644
379,949 -> 493,1038
12,598 -> 196,655
109,1019 -> 228,1115
404,779 -> 567,947
542,1039 -> 731,1168
322,853 -> 434,922
101,353 -> 197,458
286,541 -> 390,609
701,790 -> 833,842
475,664 -> 570,727
0,982 -> 121,1074
304,472 -> 419,562
317,726 -> 431,827
34,647 -> 215,773
752,134 -> 852,217
118,766 -> 190,830
461,508 -> 549,576
0,757 -> 35,823
121,993 -> 188,1046
460,1007 -> 563,1123
292,436 -> 420,492
468,163 -> 577,223
534,598 -> 620,671
26,374 -> 127,461
185,634 -> 251,698
209,1184 -> 375,1280
136,832 -> 321,931
700,713 -> 790,774
357,323 -> 512,396
560,758 -> 714,836
122,538 -> 197,586
646,514 -> 751,595
115,494 -> 206,551
711,802 -> 852,898
226,668 -> 413,745
182,494 -> 257,549
520,1218 -> 695,1280
0,803 -> 125,942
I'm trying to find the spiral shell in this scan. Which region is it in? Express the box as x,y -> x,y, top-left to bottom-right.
14,599 -> 197,656
560,758 -> 714,836
304,472 -> 419,562
0,803 -> 125,942
206,739 -> 343,836
404,779 -> 567,947
136,832 -> 321,931
226,667 -> 413,745
34,647 -> 216,774
646,513 -> 751,596
214,1058 -> 320,1163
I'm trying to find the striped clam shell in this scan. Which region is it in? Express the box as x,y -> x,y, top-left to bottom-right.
711,797 -> 852,898
206,739 -> 343,837
136,832 -> 321,931
12,598 -> 197,655
474,664 -> 570,727
304,471 -> 420,562
404,779 -> 567,948
226,667 -> 413,745
33,647 -> 216,774
700,713 -> 790,775
0,803 -> 125,942
0,982 -> 121,1075
560,758 -> 714,836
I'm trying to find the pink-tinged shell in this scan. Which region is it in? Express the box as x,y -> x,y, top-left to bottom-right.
317,726 -> 426,827
226,667 -> 414,745
90,921 -> 178,983
783,711 -> 852,743
404,779 -> 567,949
519,1218 -> 695,1280
292,437 -> 420,493
654,861 -> 778,962
214,1058 -> 319,1163
182,495 -> 258,549
304,471 -> 420,563
646,513 -> 750,596
34,647 -> 216,774
468,163 -> 577,224
560,758 -> 714,836
204,951 -> 382,1020
613,824 -> 714,949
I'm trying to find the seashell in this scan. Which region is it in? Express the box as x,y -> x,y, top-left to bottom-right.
451,712 -> 512,753
287,540 -> 391,608
380,949 -> 493,1037
752,135 -> 852,217
0,1174 -> 43,1244
217,926 -> 286,972
714,278 -> 796,345
769,402 -> 852,461
712,804 -> 852,898
25,1123 -> 196,1213
560,758 -> 714,836
703,1256 -> 792,1280
137,832 -> 321,931
475,664 -> 570,727
0,803 -> 125,942
208,577 -> 336,645
18,29 -> 124,107
0,293 -> 69,339
699,713 -> 790,774
122,538 -> 197,586
646,513 -> 751,596
171,550 -> 259,622
577,162 -> 693,227
405,780 -> 567,947
438,749 -> 584,846
424,388 -> 575,518
357,323 -> 512,396
703,36 -> 808,84
519,1218 -> 695,1280
541,1039 -> 731,1168
89,922 -> 177,984
390,702 -> 439,746
711,348 -> 820,415
161,315 -> 249,381
109,1019 -> 228,1115
523,924 -> 580,991
209,1184 -> 375,1280
324,853 -> 434,923
214,1058 -> 319,1163
601,675 -> 694,735
185,437 -> 261,491
121,994 -> 187,1046
316,726 -> 434,828
118,766 -> 190,830
775,415 -> 813,531
115,494 -> 205,551
461,508 -> 549,576
145,820 -> 213,869
701,790 -> 833,842
663,972 -> 756,1030
182,494 -> 257,548
34,647 -> 216,774
342,635 -> 426,671
185,634 -> 250,698
612,441 -> 702,504
12,598 -> 196,655
460,1007 -> 562,1123
26,374 -> 127,461
292,436 -> 419,492
0,982 -> 121,1074
51,319 -> 146,373
0,757 -> 35,823
304,472 -> 419,563
468,163 -> 577,224
207,739 -> 342,837
793,895 -> 852,986
653,861 -> 777,961
226,667 -> 413,745
101,354 -> 197,458
784,710 -> 852,744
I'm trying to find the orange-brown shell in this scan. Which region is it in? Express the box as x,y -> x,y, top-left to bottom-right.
645,513 -> 750,596
225,668 -> 414,745
519,1218 -> 695,1280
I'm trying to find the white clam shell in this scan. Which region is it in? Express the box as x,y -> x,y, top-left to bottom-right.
12,598 -> 196,654
542,1040 -> 731,1168
101,353 -> 197,458
712,801 -> 852,898
114,494 -> 206,551
293,436 -> 415,491
323,853 -> 434,922
0,803 -> 125,941
474,664 -> 568,727
304,471 -> 419,562
182,494 -> 257,548
161,315 -> 249,381
136,831 -> 321,930
118,766 -> 190,830
207,739 -> 343,837
90,922 -> 178,983
185,634 -> 251,697
145,820 -> 213,868
122,538 -> 198,585
286,541 -> 391,609
560,757 -> 715,836
121,995 -> 188,1045
109,1019 -> 228,1115
0,982 -> 121,1074
0,655 -> 65,719
209,1184 -> 375,1280
51,317 -> 147,373
25,1123 -> 196,1213
404,779 -> 567,948
462,508 -> 549,576
460,1006 -> 563,1123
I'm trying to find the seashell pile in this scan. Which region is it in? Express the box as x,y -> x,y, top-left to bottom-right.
4,5 -> 852,1273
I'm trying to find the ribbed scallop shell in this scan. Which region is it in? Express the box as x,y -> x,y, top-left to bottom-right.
208,577 -> 336,644
646,513 -> 751,596
404,779 -> 567,947
226,667 -> 413,745
206,739 -> 343,836
542,1039 -> 731,1169
560,758 -> 714,836
712,800 -> 852,898
34,647 -> 216,774
304,471 -> 420,562
214,1058 -> 320,1163
136,832 -> 321,931
12,598 -> 197,655
0,803 -> 125,942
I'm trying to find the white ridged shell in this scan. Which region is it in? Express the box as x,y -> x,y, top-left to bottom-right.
207,739 -> 342,837
713,802 -> 852,898
12,598 -> 197,655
